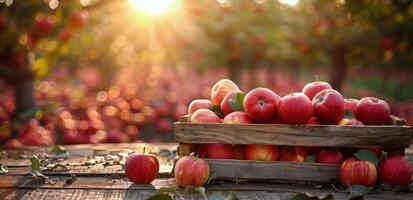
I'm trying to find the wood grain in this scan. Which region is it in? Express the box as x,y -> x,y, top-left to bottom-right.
174,122 -> 412,148
206,159 -> 340,183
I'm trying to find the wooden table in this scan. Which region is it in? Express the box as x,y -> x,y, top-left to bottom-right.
0,143 -> 412,200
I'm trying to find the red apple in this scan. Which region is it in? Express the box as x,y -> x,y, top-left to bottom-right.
71,10 -> 89,28
174,154 -> 210,187
190,109 -> 222,123
312,89 -> 344,124
355,97 -> 391,125
125,153 -> 159,183
278,93 -> 312,124
243,88 -> 280,123
220,90 -> 243,116
302,81 -> 332,100
340,158 -> 377,187
278,146 -> 309,162
58,29 -> 72,42
198,144 -> 236,159
4,139 -> 22,148
245,144 -> 278,161
306,117 -> 320,125
344,98 -> 359,114
223,112 -> 253,124
317,149 -> 343,164
188,99 -> 213,116
33,15 -> 54,38
156,118 -> 172,133
379,156 -> 412,187
211,79 -> 240,105
338,118 -> 363,126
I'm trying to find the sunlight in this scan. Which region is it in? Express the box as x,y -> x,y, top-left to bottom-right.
129,0 -> 173,15
278,0 -> 299,6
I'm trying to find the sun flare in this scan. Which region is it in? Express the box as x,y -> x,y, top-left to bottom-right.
129,0 -> 174,15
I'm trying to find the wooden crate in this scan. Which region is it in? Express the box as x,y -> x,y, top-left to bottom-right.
174,116 -> 412,183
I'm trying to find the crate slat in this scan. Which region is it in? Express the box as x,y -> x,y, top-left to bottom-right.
175,123 -> 411,148
206,159 -> 339,183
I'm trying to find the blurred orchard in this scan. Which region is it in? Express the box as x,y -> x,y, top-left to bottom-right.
0,0 -> 412,146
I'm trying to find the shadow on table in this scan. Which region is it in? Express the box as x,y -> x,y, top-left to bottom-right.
124,183 -> 156,199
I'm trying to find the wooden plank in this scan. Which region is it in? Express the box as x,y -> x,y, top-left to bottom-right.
174,122 -> 412,148
4,164 -> 173,177
0,175 -> 177,190
0,189 -> 154,200
206,159 -> 339,183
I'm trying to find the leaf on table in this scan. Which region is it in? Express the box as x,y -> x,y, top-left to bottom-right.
353,150 -> 379,166
51,145 -> 68,156
147,193 -> 173,200
157,187 -> 177,194
349,185 -> 370,199
292,192 -> 334,200
370,183 -> 392,193
7,150 -> 27,159
226,191 -> 240,200
393,185 -> 410,192
0,149 -> 5,159
305,155 -> 316,163
31,170 -> 47,182
30,156 -> 42,172
209,192 -> 226,200
65,174 -> 77,185
0,164 -> 9,175
211,105 -> 224,118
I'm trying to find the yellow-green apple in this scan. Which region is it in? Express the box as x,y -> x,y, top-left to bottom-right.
344,98 -> 359,114
211,79 -> 240,105
355,97 -> 391,125
302,81 -> 332,100
190,109 -> 222,123
243,88 -> 280,123
312,89 -> 344,124
278,146 -> 309,162
338,118 -> 363,125
223,112 -> 253,124
245,144 -> 278,161
174,154 -> 210,187
188,99 -> 213,116
220,90 -> 243,116
379,156 -> 412,187
340,158 -> 377,187
125,153 -> 159,183
278,93 -> 312,124
317,149 -> 343,164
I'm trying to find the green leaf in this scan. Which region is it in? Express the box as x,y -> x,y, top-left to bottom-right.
353,150 -> 379,166
292,192 -> 334,200
156,187 -> 177,194
51,145 -> 68,156
211,105 -> 224,118
30,156 -> 42,172
393,185 -> 410,192
370,183 -> 392,193
147,193 -> 173,200
344,109 -> 356,118
349,185 -> 370,199
305,155 -> 316,163
0,164 -> 9,175
226,191 -> 240,200
229,92 -> 245,112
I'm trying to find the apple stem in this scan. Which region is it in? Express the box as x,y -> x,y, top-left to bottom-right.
143,147 -> 146,154
315,74 -> 319,82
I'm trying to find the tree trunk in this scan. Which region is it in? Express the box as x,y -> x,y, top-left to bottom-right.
330,47 -> 349,92
15,77 -> 37,115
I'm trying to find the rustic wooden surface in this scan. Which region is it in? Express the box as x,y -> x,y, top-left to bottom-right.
0,143 -> 412,200
174,122 -> 412,148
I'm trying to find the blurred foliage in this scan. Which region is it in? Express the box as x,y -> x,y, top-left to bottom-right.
0,0 -> 412,97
